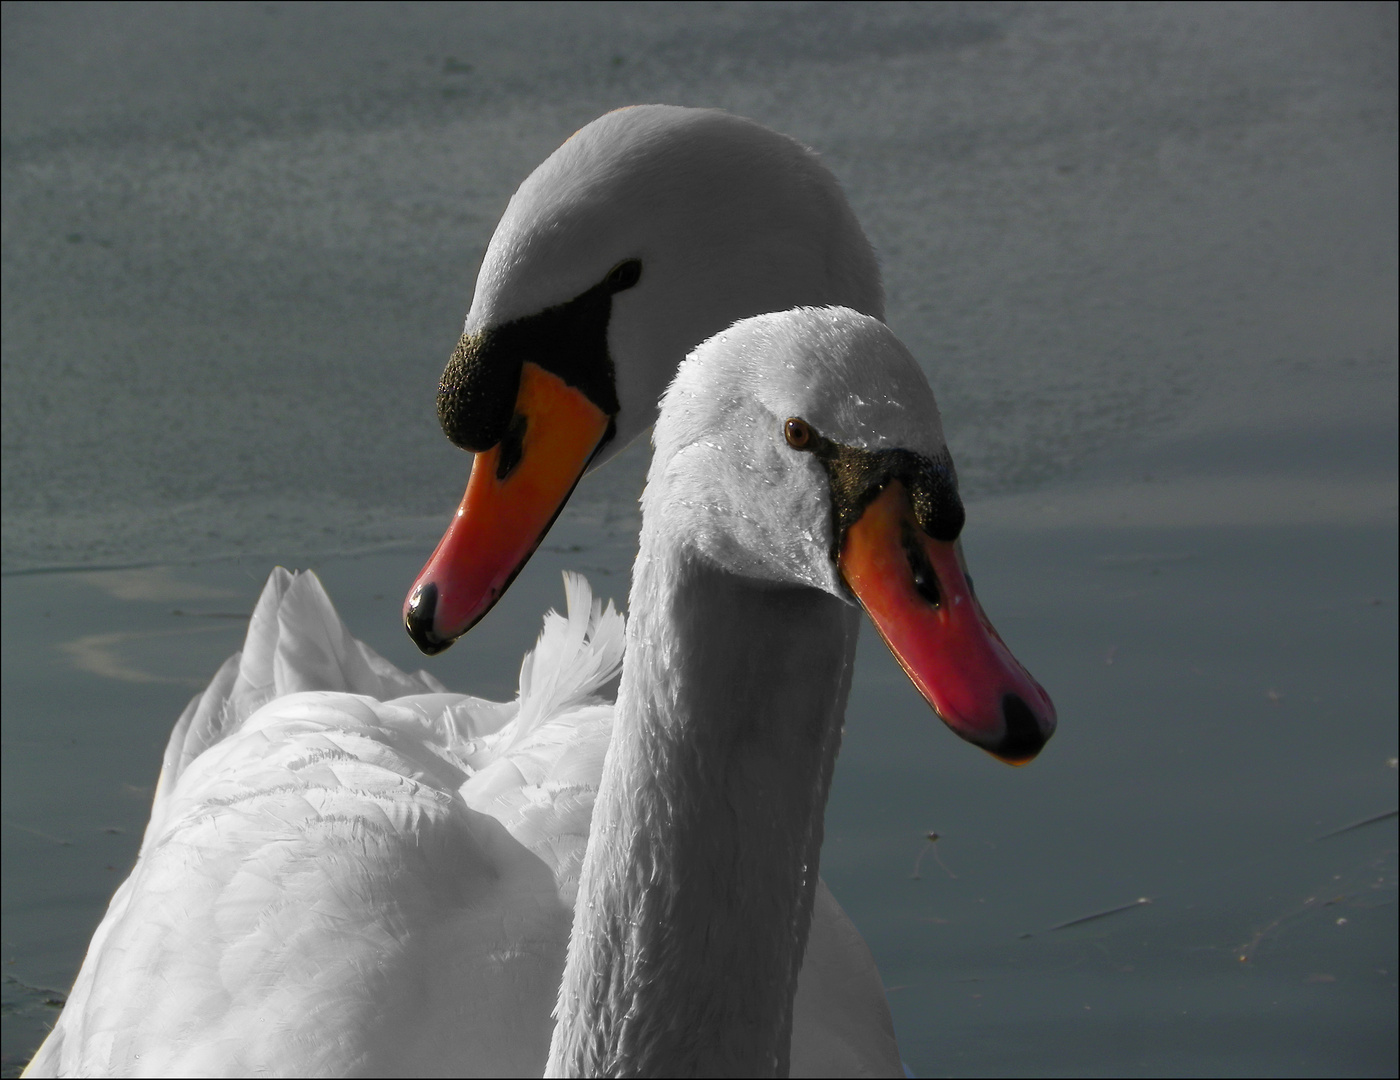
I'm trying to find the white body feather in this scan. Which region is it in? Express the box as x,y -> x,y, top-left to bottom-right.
26,568 -> 898,1077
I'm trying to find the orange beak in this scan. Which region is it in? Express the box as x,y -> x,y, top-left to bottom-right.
839,482 -> 1056,763
404,362 -> 611,654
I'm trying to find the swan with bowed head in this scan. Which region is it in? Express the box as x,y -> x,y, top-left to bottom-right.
404,103 -> 882,651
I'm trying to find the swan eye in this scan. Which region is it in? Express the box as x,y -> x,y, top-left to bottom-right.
784,418 -> 812,450
605,259 -> 642,292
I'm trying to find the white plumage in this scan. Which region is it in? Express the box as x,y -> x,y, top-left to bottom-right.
28,564 -> 899,1076
24,103 -> 1023,1075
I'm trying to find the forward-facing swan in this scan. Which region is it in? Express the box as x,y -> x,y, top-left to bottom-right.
546,309 -> 1054,1075
26,309 -> 1053,1076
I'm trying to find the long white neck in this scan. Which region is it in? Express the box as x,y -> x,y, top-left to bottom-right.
546,535 -> 861,1077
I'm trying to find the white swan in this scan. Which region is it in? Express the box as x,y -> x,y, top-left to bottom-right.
546,308 -> 1054,1075
25,309 -> 1054,1078
402,104 -> 882,650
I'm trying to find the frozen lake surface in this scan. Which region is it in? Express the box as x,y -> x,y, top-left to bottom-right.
3,3 -> 1396,1075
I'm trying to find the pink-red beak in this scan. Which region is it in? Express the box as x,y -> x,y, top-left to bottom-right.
839,481 -> 1056,763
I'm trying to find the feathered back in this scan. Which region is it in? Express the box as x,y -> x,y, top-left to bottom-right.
146,568 -> 624,855
455,572 -> 625,904
509,570 -> 626,750
148,568 -> 447,843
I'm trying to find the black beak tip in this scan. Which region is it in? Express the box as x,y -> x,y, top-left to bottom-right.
404,582 -> 455,656
994,692 -> 1052,763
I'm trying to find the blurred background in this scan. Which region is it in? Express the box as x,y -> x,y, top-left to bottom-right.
2,3 -> 1396,1076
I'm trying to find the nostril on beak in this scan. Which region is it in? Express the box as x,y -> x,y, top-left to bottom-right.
997,693 -> 1048,762
404,582 -> 453,656
901,521 -> 941,607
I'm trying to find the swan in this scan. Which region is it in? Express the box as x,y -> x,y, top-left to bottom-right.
24,309 -> 1054,1078
545,308 -> 1054,1075
402,103 -> 882,651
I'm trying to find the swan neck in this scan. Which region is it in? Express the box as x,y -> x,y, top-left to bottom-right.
547,543 -> 859,1077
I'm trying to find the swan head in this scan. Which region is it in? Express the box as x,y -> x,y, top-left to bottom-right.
406,105 -> 882,653
649,306 -> 1057,764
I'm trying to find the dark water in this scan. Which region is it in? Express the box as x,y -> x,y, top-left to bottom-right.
2,2 -> 1396,1075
